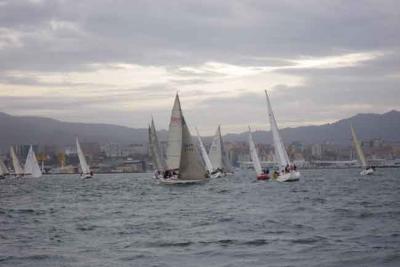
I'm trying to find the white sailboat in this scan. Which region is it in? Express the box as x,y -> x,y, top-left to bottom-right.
76,138 -> 93,179
159,94 -> 209,184
10,146 -> 24,177
23,145 -> 42,178
208,125 -> 233,177
0,158 -> 9,179
148,118 -> 167,179
196,127 -> 219,178
265,90 -> 300,182
351,125 -> 374,175
248,127 -> 269,180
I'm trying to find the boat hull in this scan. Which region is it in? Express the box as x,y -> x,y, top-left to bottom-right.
158,177 -> 208,185
360,168 -> 374,176
257,173 -> 270,180
276,171 -> 300,182
80,174 -> 93,179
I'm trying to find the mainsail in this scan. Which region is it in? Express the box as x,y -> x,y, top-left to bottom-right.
265,90 -> 290,168
149,118 -> 167,171
76,138 -> 91,174
195,128 -> 213,173
248,127 -> 262,175
179,118 -> 207,180
10,146 -> 24,176
23,145 -> 42,177
351,125 -> 367,168
208,125 -> 232,172
0,158 -> 9,176
166,94 -> 183,170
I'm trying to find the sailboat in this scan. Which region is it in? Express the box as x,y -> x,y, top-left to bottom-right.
160,94 -> 209,184
148,118 -> 167,179
265,90 -> 300,182
10,146 -> 24,178
351,125 -> 374,175
196,127 -> 219,178
248,127 -> 269,180
0,158 -> 9,179
76,138 -> 93,179
23,145 -> 42,178
208,125 -> 234,177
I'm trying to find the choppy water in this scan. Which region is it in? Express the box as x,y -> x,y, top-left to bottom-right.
1,168 -> 399,267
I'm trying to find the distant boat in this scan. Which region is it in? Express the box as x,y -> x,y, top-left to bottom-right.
351,125 -> 374,175
160,94 -> 208,184
0,157 -> 9,179
195,127 -> 217,178
76,138 -> 93,179
148,117 -> 167,179
23,145 -> 42,178
208,125 -> 234,177
10,146 -> 24,178
248,127 -> 269,180
265,90 -> 300,182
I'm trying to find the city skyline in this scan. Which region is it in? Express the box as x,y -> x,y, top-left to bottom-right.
0,1 -> 399,134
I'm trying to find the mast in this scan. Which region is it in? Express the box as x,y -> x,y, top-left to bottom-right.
351,125 -> 367,168
10,146 -> 23,176
265,90 -> 290,168
195,127 -> 213,173
248,127 -> 262,175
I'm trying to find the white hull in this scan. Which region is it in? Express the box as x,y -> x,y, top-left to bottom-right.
80,174 -> 93,179
158,177 -> 208,185
276,171 -> 300,182
360,168 -> 374,176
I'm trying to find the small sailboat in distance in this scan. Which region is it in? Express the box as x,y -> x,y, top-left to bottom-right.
265,90 -> 300,182
208,125 -> 234,177
23,145 -> 42,178
148,117 -> 167,179
10,146 -> 24,178
0,157 -> 9,179
351,124 -> 374,175
195,127 -> 217,177
76,138 -> 93,179
160,93 -> 209,184
248,127 -> 269,180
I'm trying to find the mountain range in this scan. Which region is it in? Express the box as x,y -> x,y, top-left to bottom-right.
0,110 -> 399,150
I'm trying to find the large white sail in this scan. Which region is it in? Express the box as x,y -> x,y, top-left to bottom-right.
0,158 -> 9,175
10,146 -> 24,176
208,125 -> 232,171
23,145 -> 42,177
76,138 -> 91,174
179,119 -> 207,180
265,90 -> 290,168
149,118 -> 167,171
248,127 -> 262,175
351,125 -> 367,168
166,94 -> 183,170
195,128 -> 213,173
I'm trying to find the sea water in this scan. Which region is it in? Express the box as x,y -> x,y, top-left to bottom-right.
1,168 -> 399,266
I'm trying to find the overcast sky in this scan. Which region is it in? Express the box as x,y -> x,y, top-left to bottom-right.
0,0 -> 399,134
